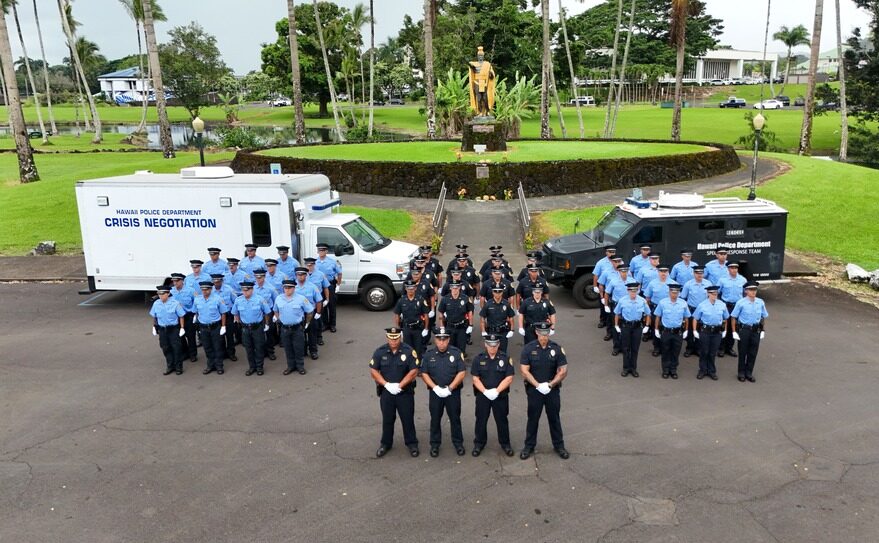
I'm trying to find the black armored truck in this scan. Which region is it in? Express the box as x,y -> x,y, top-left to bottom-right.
540,192 -> 789,308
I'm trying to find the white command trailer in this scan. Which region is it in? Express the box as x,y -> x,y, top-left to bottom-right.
75,167 -> 418,310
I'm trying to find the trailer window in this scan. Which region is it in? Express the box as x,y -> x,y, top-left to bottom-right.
747,218 -> 773,228
699,220 -> 725,230
633,225 -> 662,244
250,212 -> 272,246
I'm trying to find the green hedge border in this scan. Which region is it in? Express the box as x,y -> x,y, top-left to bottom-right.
230,139 -> 741,198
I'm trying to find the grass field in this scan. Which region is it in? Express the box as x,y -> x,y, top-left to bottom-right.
701,83 -> 826,104
535,153 -> 879,269
338,205 -> 412,239
0,132 -> 141,152
259,140 -> 709,162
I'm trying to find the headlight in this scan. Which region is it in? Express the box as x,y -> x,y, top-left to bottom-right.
563,259 -> 570,270
396,263 -> 407,275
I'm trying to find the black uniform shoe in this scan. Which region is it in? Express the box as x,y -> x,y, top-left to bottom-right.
203,368 -> 215,375
652,350 -> 660,357
217,369 -> 224,375
256,370 -> 264,376
596,322 -> 605,328
230,355 -> 238,362
310,353 -> 319,360
330,327 -> 337,333
621,370 -> 630,377
245,369 -> 255,376
555,447 -> 570,459
696,371 -> 706,379
376,446 -> 390,458
725,349 -> 737,357
429,447 -> 439,458
746,376 -> 756,383
717,350 -> 725,358
163,369 -> 174,375
283,368 -> 294,375
642,334 -> 650,342
190,357 -> 198,363
268,353 -> 277,360
318,338 -> 325,346
612,349 -> 620,356
502,445 -> 515,457
455,446 -> 466,456
662,373 -> 669,379
631,371 -> 640,378
603,334 -> 612,341
670,372 -> 678,379
298,368 -> 307,375
737,375 -> 746,382
471,447 -> 482,457
709,373 -> 718,381
409,447 -> 420,458
519,448 -> 534,460
683,351 -> 692,358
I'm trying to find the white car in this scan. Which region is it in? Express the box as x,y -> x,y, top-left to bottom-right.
271,97 -> 291,107
754,99 -> 783,110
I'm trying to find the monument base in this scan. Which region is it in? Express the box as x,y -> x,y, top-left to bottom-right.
461,120 -> 507,152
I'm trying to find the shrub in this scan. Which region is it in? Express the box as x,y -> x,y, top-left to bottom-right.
214,126 -> 264,149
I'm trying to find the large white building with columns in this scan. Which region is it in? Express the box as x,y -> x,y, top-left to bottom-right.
678,49 -> 779,84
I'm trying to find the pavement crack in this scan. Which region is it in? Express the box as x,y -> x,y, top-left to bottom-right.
743,505 -> 782,543
776,422 -> 812,456
596,519 -> 635,543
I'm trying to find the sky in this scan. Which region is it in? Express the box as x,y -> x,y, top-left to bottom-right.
9,0 -> 873,75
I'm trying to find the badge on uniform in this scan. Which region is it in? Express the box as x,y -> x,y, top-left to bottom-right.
550,349 -> 556,357
502,305 -> 506,311
542,302 -> 547,308
401,354 -> 407,361
499,360 -> 504,367
460,300 -> 465,306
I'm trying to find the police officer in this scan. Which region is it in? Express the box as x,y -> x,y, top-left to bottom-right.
653,283 -> 691,379
294,267 -> 323,360
276,245 -> 299,278
670,249 -> 698,285
240,244 -> 266,277
470,334 -> 515,457
692,285 -> 729,381
437,281 -> 474,355
681,266 -> 712,358
203,247 -> 229,276
369,327 -> 420,458
644,264 -> 675,356
183,259 -> 209,291
193,280 -> 228,375
150,284 -> 186,375
253,269 -> 279,361
629,244 -> 652,278
304,257 -> 331,347
730,282 -> 769,383
704,246 -> 730,285
515,264 -> 550,307
478,246 -> 509,280
394,279 -> 430,358
635,253 -> 660,287
264,259 -> 287,293
518,286 -> 557,344
603,264 -> 632,356
224,258 -> 248,295
614,282 -> 651,378
451,254 -> 480,297
479,267 -> 516,307
420,327 -> 466,457
516,251 -> 544,281
169,272 -> 198,363
481,252 -> 513,283
519,322 -> 569,460
211,273 -> 237,362
315,243 -> 342,333
592,246 -> 617,328
479,286 -> 516,353
447,245 -> 472,273
419,245 -> 444,288
597,256 -> 623,340
440,268 -> 477,300
231,280 -> 273,376
274,279 -> 314,375
410,267 -> 437,348
718,261 -> 747,358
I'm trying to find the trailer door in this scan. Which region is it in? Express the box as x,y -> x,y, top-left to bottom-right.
240,203 -> 282,260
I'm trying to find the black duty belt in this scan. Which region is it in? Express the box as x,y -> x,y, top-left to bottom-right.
281,323 -> 302,329
701,324 -> 722,332
663,327 -> 683,333
156,324 -> 179,329
243,322 -> 263,329
450,321 -> 467,328
406,321 -> 423,329
621,320 -> 642,327
739,323 -> 760,330
201,321 -> 221,329
487,325 -> 509,333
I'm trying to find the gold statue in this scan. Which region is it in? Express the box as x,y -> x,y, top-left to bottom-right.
468,46 -> 496,118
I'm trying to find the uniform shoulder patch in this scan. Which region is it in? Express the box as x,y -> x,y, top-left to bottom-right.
412,350 -> 418,358
369,359 -> 374,366
561,348 -> 566,355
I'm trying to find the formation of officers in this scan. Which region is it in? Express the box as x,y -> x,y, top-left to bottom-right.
148,243 -> 342,377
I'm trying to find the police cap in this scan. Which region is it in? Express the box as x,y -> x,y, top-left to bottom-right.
304,257 -> 317,264
611,256 -> 623,263
657,264 -> 670,272
240,281 -> 255,288
198,281 -> 213,289
433,327 -> 451,338
156,285 -> 170,293
244,244 -> 257,249
385,327 -> 402,339
294,267 -> 308,274
705,285 -> 720,293
189,259 -> 204,266
456,253 -> 469,260
693,265 -> 705,272
227,257 -> 240,264
448,280 -> 463,288
170,273 -> 186,280
744,281 -> 760,290
639,244 -> 652,250
404,279 -> 417,288
680,249 -> 693,256
716,246 -> 730,253
282,279 -> 296,287
668,283 -> 683,292
618,265 -> 630,272
489,245 -> 503,252
648,253 -> 660,259
491,285 -> 505,292
455,244 -> 469,250
605,245 -> 617,253
207,247 -> 221,254
626,282 -> 640,290
276,245 -> 290,252
727,261 -> 740,268
210,273 -> 224,280
252,268 -> 267,276
527,264 -> 540,271
484,334 -> 501,346
534,322 -> 552,335
265,258 -> 278,265
316,243 -> 330,250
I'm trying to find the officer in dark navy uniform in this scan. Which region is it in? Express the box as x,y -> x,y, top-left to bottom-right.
478,246 -> 506,279
481,252 -> 514,282
515,264 -> 551,307
519,323 -> 569,460
369,327 -> 420,458
393,280 -> 430,358
518,286 -> 557,344
420,327 -> 467,457
479,286 -> 516,353
446,245 -> 472,274
479,267 -> 516,307
437,281 -> 473,355
516,251 -> 543,281
470,334 -> 515,457
440,267 -> 477,300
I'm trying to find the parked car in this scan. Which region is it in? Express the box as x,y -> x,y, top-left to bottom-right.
793,97 -> 806,107
569,96 -> 596,106
271,97 -> 291,107
730,78 -> 744,85
370,99 -> 385,106
817,101 -> 839,112
388,98 -> 405,105
774,95 -> 791,106
719,97 -> 747,108
337,93 -> 349,102
721,79 -> 733,86
754,99 -> 783,110
709,79 -> 725,86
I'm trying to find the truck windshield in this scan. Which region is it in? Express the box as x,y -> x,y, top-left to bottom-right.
595,211 -> 633,243
343,217 -> 390,252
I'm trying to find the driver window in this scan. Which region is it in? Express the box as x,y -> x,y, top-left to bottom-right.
317,227 -> 349,252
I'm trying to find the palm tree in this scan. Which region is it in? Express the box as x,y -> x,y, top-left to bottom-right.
0,1 -> 38,181
834,0 -> 848,161
423,0 -> 436,139
337,49 -> 359,123
798,0 -> 824,155
610,0 -> 637,138
11,4 -> 47,144
669,0 -> 687,142
140,0 -> 174,157
773,24 -> 810,96
549,67 -> 567,138
119,0 -> 166,136
349,3 -> 368,117
539,0 -> 551,139
603,0 -> 623,138
313,0 -> 345,141
32,0 -> 57,135
58,0 -> 101,143
287,0 -> 306,144
367,0 -> 375,138
558,1 -> 584,138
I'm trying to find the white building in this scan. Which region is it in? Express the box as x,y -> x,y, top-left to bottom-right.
97,67 -> 153,104
671,49 -> 779,84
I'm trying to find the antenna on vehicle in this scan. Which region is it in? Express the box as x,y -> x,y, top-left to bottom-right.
573,218 -> 581,233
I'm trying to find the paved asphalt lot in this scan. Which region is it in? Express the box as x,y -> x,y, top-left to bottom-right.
1,280 -> 878,542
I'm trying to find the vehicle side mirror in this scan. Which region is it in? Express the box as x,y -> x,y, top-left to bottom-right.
335,243 -> 354,256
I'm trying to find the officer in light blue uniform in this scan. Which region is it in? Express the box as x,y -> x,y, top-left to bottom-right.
264,259 -> 288,293
316,243 -> 343,333
231,280 -> 273,376
305,257 -> 331,347
670,249 -> 698,285
692,285 -> 729,380
224,258 -> 249,296
592,246 -> 617,328
604,265 -> 632,356
252,269 -> 279,361
643,264 -> 676,356
169,272 -> 198,362
274,280 -> 315,375
597,256 -> 623,341
718,261 -> 748,357
183,259 -> 210,291
211,274 -> 237,362
629,244 -> 652,279
193,280 -> 228,375
202,247 -> 230,276
276,245 -> 300,278
613,282 -> 651,378
635,253 -> 660,290
704,246 -> 730,285
294,266 -> 324,360
731,281 -> 769,382
239,243 -> 266,277
150,284 -> 186,375
681,266 -> 712,358
653,283 -> 691,379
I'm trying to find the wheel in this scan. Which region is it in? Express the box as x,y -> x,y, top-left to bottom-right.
360,279 -> 395,311
572,273 -> 601,309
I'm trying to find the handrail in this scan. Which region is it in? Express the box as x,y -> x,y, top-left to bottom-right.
517,181 -> 530,230
432,181 -> 447,233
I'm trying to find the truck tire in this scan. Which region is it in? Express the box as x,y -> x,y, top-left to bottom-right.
572,273 -> 601,309
361,279 -> 395,311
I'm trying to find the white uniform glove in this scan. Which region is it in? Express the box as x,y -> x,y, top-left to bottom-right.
642,326 -> 650,334
732,331 -> 741,341
220,326 -> 226,336
693,330 -> 700,340
506,330 -> 514,339
682,330 -> 688,339
549,329 -> 555,336
314,312 -> 320,320
442,386 -> 452,398
428,310 -> 435,318
615,325 -> 621,334
421,328 -> 429,337
481,331 -> 487,337
592,286 -> 599,293
272,315 -> 278,323
384,382 -> 402,395
432,385 -> 443,396
152,326 -> 157,336
760,331 -> 765,339
654,329 -> 661,339
192,315 -> 198,323
536,382 -> 552,395
264,324 -> 270,332
518,327 -> 526,336
721,330 -> 727,339
603,304 -> 610,313
483,388 -> 499,401
179,328 -> 186,337
466,325 -> 473,334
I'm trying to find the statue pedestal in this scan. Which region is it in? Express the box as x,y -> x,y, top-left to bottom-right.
461,119 -> 507,152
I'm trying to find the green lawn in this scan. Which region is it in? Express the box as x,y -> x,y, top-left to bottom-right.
0,132 -> 143,152
260,140 -> 709,163
702,82 -> 827,104
536,153 -> 879,269
339,205 -> 412,239
0,151 -> 234,255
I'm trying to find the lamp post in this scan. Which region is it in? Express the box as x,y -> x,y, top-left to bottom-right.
192,116 -> 205,167
748,112 -> 765,201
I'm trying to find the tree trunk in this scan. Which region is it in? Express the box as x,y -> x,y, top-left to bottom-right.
779,48 -> 791,96
0,10 -> 39,182
12,5 -> 47,144
135,21 -> 149,134
141,0 -> 174,157
611,0 -> 636,138
799,0 -> 824,155
32,0 -> 57,136
671,44 -> 685,142
604,0 -> 624,138
0,58 -> 8,110
540,0 -> 551,139
550,68 -> 567,138
835,0 -> 848,161
368,0 -> 375,138
558,0 -> 584,138
423,0 -> 436,139
287,0 -> 306,144
313,0 -> 345,142
58,0 -> 101,144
